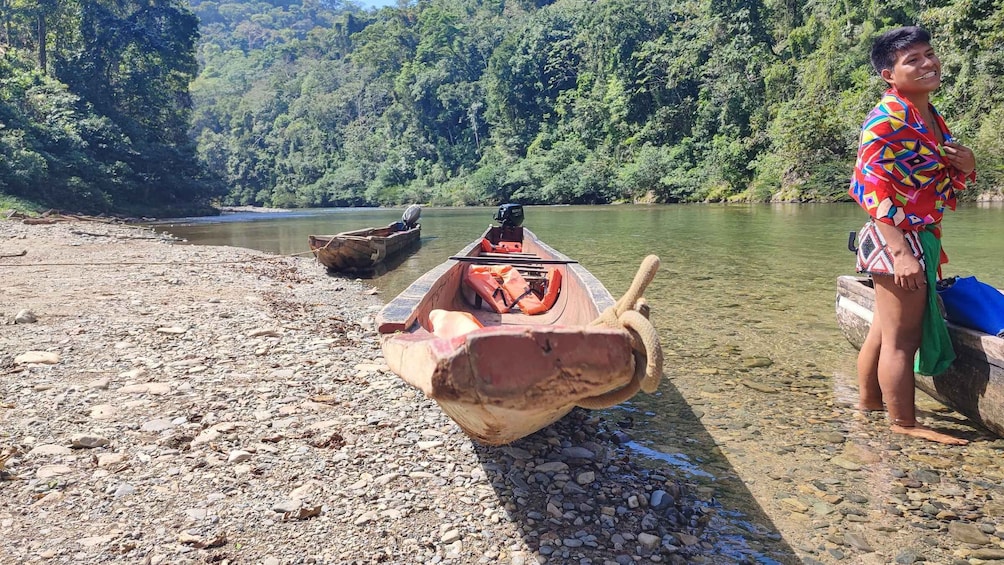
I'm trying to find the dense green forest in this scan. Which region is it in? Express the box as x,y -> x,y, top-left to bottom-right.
1,0 -> 1002,214
0,0 -> 224,215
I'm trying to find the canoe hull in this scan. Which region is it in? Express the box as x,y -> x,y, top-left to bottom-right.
836,275 -> 1004,436
377,226 -> 639,445
309,225 -> 420,273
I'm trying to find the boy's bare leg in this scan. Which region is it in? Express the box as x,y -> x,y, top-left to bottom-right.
857,306 -> 884,411
872,275 -> 968,445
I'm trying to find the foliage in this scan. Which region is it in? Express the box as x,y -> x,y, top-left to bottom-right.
2,0 -> 1002,213
0,0 -> 223,215
183,0 -> 1001,207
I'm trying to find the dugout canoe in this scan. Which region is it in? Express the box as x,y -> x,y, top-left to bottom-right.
308,205 -> 421,274
376,205 -> 663,445
835,275 -> 1004,436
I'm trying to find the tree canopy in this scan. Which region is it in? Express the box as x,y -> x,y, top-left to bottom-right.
2,0 -> 1002,213
186,0 -> 1004,207
0,0 -> 224,215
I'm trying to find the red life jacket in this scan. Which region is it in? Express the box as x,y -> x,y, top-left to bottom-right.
462,264 -> 561,315
479,238 -> 523,254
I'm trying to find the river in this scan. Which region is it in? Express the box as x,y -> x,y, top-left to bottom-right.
158,202 -> 1004,381
156,203 -> 1004,564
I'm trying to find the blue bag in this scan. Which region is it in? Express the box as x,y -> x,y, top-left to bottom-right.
937,276 -> 1004,337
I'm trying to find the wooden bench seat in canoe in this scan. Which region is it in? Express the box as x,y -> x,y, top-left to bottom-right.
448,255 -> 577,266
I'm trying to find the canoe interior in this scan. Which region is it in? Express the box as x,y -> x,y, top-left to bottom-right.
836,275 -> 1004,436
377,225 -> 615,335
376,224 -> 637,445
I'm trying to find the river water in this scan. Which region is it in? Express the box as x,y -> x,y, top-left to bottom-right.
157,203 -> 1004,563
159,203 -> 1004,378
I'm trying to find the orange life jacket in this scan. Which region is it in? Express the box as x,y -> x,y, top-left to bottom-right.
462,264 -> 560,315
538,267 -> 562,312
497,265 -> 545,314
464,265 -> 512,313
479,238 -> 522,254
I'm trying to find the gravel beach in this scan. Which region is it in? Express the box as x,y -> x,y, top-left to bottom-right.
0,218 -> 760,565
4,218 -> 1004,565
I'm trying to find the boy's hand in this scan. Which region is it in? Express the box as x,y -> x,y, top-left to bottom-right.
893,253 -> 926,292
942,141 -> 976,174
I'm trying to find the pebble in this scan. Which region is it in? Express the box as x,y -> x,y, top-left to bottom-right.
28,444 -> 72,456
14,309 -> 36,324
949,522 -> 991,545
36,465 -> 72,478
70,434 -> 109,448
13,351 -> 59,364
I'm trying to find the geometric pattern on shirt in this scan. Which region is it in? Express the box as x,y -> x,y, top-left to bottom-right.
848,90 -> 962,232
866,140 -> 939,190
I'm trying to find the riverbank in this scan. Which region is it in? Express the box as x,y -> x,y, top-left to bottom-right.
4,218 -> 1004,564
0,218 -> 777,564
218,205 -> 294,214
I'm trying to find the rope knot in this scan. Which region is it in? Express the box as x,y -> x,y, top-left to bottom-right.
579,255 -> 664,410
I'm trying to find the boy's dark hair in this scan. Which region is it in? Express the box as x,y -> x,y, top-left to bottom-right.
870,26 -> 932,74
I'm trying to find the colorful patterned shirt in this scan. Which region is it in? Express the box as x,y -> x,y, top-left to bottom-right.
848,88 -> 972,240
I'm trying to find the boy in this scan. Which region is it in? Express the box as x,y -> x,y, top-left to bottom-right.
849,26 -> 976,445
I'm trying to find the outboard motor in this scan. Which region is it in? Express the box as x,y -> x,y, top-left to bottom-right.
493,204 -> 524,228
401,204 -> 421,228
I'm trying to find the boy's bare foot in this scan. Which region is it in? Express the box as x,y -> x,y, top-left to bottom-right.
890,423 -> 969,445
856,402 -> 885,412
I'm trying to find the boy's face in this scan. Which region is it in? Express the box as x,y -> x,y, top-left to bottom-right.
881,42 -> 941,96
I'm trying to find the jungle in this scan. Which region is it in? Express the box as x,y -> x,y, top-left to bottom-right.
1,0 -> 1002,215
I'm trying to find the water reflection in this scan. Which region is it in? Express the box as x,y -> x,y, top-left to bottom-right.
625,441 -> 716,480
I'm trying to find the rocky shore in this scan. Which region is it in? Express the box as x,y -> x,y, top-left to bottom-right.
0,219 -> 764,565
5,218 -> 1004,565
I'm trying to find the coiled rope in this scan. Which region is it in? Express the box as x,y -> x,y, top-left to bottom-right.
577,254 -> 663,409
